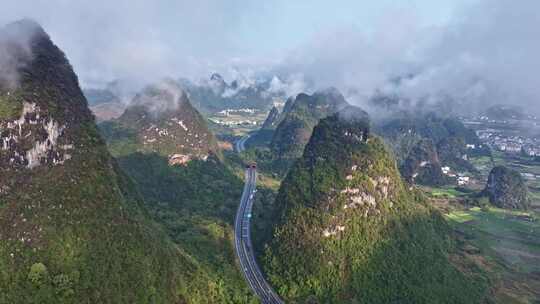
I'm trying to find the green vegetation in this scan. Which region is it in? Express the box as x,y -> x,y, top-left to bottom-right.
113,84 -> 220,158
446,138 -> 540,302
270,90 -> 350,162
470,155 -> 493,170
482,166 -> 530,210
423,186 -> 471,199
240,147 -> 291,177
445,206 -> 540,302
0,21 -> 254,304
0,92 -> 22,119
97,89 -> 258,302
530,190 -> 540,202
484,104 -> 526,121
244,90 -> 360,178
260,106 -> 280,129
400,139 -> 451,186
470,151 -> 540,212
112,152 -> 257,303
1,21 -> 191,303
446,209 -> 476,223
379,112 -> 489,184
97,121 -> 139,156
0,117 -> 191,303
245,129 -> 274,149
263,110 -> 490,303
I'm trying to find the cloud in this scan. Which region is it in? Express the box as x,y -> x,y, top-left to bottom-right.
391,0 -> 540,112
266,74 -> 309,98
0,0 -> 257,88
270,8 -> 427,99
1,0 -> 538,115
132,79 -> 188,116
271,0 -> 540,114
0,20 -> 39,89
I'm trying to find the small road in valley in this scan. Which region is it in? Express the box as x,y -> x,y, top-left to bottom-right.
234,135 -> 284,304
235,133 -> 251,153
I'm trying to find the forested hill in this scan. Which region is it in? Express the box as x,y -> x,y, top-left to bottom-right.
263,106 -> 490,303
270,88 -> 349,161
98,79 -> 257,302
0,19 -> 193,303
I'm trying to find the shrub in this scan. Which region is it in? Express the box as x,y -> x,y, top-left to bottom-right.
53,274 -> 74,296
28,263 -> 49,286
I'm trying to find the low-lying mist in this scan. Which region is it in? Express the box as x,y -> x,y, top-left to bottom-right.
0,20 -> 39,89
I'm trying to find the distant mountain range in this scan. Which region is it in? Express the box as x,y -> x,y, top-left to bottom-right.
177,73 -> 290,113
84,73 -> 295,121
83,81 -> 125,121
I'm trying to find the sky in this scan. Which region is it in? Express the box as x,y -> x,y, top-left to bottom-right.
1,0 -> 539,112
0,0 -> 476,86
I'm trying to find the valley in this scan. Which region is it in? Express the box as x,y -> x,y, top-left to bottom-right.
53,71 -> 540,303
227,101 -> 540,303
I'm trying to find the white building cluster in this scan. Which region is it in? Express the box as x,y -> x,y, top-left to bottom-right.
216,108 -> 256,117
441,166 -> 471,186
477,129 -> 540,155
209,118 -> 259,126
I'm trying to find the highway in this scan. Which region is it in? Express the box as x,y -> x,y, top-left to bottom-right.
234,135 -> 284,303
235,133 -> 251,152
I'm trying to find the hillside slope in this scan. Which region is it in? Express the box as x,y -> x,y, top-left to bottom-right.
379,112 -> 489,185
0,20 -> 199,303
99,82 -> 257,302
263,107 -> 489,303
400,139 -> 451,186
261,106 -> 280,130
270,88 -> 350,161
482,166 -> 530,210
102,80 -> 219,161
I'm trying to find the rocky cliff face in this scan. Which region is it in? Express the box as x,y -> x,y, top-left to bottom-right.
263,106 -> 488,303
483,166 -> 530,210
0,21 -> 91,174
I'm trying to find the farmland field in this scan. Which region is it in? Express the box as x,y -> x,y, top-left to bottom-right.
445,206 -> 540,303
429,148 -> 540,303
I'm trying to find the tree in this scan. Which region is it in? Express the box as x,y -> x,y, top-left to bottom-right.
28,263 -> 49,286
